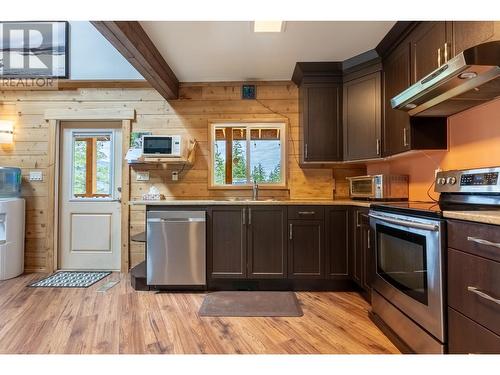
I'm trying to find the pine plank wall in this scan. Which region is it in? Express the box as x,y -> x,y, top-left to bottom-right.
0,82 -> 365,272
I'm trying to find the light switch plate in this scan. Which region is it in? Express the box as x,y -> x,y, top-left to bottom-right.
29,171 -> 43,181
136,171 -> 150,181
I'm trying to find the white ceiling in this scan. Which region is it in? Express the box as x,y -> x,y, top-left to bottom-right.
140,21 -> 396,82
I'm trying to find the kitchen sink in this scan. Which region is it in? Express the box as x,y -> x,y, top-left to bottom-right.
224,198 -> 279,202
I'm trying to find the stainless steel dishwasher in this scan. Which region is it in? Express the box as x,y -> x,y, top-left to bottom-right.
146,210 -> 206,286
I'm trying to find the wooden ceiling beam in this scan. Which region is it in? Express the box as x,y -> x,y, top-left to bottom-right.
91,21 -> 179,100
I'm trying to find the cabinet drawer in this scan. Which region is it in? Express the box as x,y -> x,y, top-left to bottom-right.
288,206 -> 324,220
448,307 -> 500,354
448,248 -> 500,335
448,220 -> 500,262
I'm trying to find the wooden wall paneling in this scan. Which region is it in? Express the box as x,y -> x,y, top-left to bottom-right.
45,119 -> 57,272
1,83 -> 363,271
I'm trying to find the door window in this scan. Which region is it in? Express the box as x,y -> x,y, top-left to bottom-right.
72,132 -> 113,199
376,224 -> 428,305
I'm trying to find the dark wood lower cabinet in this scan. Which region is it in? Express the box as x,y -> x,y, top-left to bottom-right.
447,219 -> 500,354
448,307 -> 500,354
207,204 -> 362,291
350,207 -> 373,299
325,207 -> 349,279
288,220 -> 324,278
247,206 -> 287,279
208,206 -> 247,279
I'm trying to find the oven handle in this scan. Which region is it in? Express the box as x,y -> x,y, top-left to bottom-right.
368,213 -> 440,232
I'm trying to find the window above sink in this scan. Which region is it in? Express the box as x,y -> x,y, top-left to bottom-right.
209,121 -> 287,189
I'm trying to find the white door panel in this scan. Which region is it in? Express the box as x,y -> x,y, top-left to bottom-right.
70,213 -> 111,251
59,124 -> 121,270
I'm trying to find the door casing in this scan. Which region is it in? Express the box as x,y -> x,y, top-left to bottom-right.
44,108 -> 134,273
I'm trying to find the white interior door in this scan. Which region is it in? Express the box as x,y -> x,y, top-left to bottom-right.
59,123 -> 122,270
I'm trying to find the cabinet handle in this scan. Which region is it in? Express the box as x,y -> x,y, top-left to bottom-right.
376,138 -> 381,156
467,286 -> 500,305
444,42 -> 449,63
367,229 -> 371,249
403,128 -> 409,147
305,143 -> 308,159
467,236 -> 500,249
437,47 -> 441,67
298,211 -> 316,215
356,211 -> 361,228
248,208 -> 252,225
289,223 -> 293,240
242,208 -> 246,225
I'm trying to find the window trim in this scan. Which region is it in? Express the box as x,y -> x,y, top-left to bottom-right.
208,120 -> 288,190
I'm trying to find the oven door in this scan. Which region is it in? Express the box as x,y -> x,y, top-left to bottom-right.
349,176 -> 375,199
369,210 -> 445,342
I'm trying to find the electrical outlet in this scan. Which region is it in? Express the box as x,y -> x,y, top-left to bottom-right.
29,171 -> 43,181
172,171 -> 179,181
136,171 -> 150,181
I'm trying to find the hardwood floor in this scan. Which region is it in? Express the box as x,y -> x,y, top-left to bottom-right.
0,273 -> 399,354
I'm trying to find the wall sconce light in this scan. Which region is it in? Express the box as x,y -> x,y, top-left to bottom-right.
0,120 -> 14,144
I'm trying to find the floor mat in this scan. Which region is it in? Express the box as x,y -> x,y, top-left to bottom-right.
29,271 -> 111,288
199,291 -> 303,317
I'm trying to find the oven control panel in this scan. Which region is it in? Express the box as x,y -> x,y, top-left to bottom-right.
435,167 -> 500,193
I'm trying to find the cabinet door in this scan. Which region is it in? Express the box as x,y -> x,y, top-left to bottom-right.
383,40 -> 412,156
411,22 -> 448,82
360,212 -> 374,293
452,21 -> 498,56
325,207 -> 349,279
351,208 -> 363,285
208,206 -> 246,279
301,84 -> 342,162
343,72 -> 382,160
288,220 -> 324,278
247,206 -> 287,278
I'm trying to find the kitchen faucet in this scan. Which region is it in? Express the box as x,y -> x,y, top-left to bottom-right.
252,179 -> 259,200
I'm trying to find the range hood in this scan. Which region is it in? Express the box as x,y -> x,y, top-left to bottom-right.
391,41 -> 500,117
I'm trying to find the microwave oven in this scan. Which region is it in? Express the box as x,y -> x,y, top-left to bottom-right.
142,135 -> 182,157
347,174 -> 409,200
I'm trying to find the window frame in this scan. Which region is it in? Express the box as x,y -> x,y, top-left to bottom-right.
209,121 -> 288,189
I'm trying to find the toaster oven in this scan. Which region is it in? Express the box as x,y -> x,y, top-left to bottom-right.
347,174 -> 409,200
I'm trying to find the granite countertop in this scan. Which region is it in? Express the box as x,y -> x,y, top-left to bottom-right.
129,199 -> 372,208
443,210 -> 500,226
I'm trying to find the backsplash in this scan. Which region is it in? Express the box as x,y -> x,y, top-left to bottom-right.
367,98 -> 500,201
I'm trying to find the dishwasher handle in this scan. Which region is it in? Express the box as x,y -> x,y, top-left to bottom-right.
147,217 -> 206,223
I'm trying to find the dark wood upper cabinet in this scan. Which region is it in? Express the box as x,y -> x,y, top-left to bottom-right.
381,22 -> 448,157
410,22 -> 449,83
382,40 -> 412,156
451,21 -> 500,56
343,70 -> 382,161
300,84 -> 343,162
288,220 -> 324,278
293,62 -> 343,164
208,206 -> 247,279
325,207 -> 349,279
247,206 -> 287,279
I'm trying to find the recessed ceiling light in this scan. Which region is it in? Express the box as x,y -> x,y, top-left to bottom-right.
253,21 -> 285,33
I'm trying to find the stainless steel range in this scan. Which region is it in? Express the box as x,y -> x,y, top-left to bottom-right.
369,166 -> 500,354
